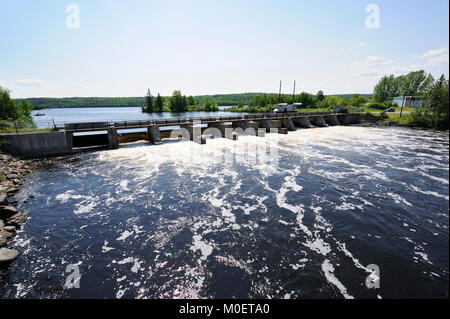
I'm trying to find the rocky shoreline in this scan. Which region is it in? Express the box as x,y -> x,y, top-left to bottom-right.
0,154 -> 34,269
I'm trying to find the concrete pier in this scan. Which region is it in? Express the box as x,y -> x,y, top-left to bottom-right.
188,125 -> 206,144
107,127 -> 119,149
323,114 -> 340,126
292,117 -> 313,128
208,122 -> 237,140
65,131 -> 74,149
309,116 -> 328,127
271,120 -> 281,129
281,118 -> 296,131
147,126 -> 163,145
258,119 -> 273,133
246,122 -> 260,136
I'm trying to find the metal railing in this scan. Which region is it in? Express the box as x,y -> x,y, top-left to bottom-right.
60,111 -> 342,132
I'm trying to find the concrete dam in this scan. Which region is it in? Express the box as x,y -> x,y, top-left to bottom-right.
2,112 -> 366,158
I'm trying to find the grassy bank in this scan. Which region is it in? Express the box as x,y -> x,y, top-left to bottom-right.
379,111 -> 449,129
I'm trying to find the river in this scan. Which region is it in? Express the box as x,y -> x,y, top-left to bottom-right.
31,106 -> 240,129
0,126 -> 448,298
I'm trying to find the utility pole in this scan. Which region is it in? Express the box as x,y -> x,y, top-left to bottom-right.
400,96 -> 406,118
278,80 -> 282,103
292,80 -> 296,103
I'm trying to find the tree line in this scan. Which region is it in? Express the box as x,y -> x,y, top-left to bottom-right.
371,70 -> 448,129
142,89 -> 218,113
372,70 -> 435,103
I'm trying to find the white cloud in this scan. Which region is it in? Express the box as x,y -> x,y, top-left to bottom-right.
426,54 -> 449,66
412,47 -> 449,67
414,47 -> 448,58
349,56 -> 422,80
12,79 -> 49,87
352,56 -> 394,68
356,42 -> 366,46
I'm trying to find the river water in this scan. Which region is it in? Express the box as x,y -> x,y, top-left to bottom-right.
31,106 -> 239,128
1,126 -> 448,298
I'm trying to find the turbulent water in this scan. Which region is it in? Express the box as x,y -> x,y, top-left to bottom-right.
1,126 -> 448,299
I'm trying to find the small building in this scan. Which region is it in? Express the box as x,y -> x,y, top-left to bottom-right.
273,103 -> 297,112
389,96 -> 423,108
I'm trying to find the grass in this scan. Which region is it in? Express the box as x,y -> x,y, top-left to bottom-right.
391,106 -> 416,113
0,170 -> 5,183
0,127 -> 55,134
379,113 -> 414,126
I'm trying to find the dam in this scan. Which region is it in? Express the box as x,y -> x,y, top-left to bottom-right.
1,112 -> 366,158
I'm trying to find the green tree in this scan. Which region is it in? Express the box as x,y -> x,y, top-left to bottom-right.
155,93 -> 164,112
0,86 -> 36,132
169,90 -> 187,112
373,75 -> 401,103
318,96 -> 345,109
0,86 -> 19,120
182,95 -> 187,111
349,94 -> 369,107
142,89 -> 154,113
297,92 -> 315,108
187,96 -> 195,106
316,90 -> 325,102
400,70 -> 434,96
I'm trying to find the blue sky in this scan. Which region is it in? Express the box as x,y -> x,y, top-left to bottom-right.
0,0 -> 448,98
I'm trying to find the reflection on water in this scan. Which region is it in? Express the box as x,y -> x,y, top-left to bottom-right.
1,126 -> 448,298
32,107 -> 242,129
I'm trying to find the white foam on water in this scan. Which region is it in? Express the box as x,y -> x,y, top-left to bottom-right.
387,192 -> 413,207
321,259 -> 354,299
190,234 -> 213,264
116,230 -> 133,241
102,240 -> 114,253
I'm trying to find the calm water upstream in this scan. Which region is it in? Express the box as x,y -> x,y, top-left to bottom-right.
0,126 -> 448,298
31,107 -> 241,128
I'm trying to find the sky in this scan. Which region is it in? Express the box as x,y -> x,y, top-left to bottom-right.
0,0 -> 449,98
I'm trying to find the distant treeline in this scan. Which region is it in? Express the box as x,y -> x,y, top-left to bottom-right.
19,93 -> 372,110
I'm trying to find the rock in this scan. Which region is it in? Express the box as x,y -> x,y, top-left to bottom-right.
0,237 -> 6,247
0,248 -> 19,265
0,206 -> 18,220
3,226 -> 16,233
0,193 -> 7,205
6,187 -> 20,195
5,173 -> 19,180
6,213 -> 26,227
0,219 -> 4,228
0,229 -> 14,240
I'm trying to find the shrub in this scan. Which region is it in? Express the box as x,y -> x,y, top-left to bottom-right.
366,102 -> 387,110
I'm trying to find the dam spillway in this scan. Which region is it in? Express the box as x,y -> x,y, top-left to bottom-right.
1,112 -> 366,158
64,112 -> 362,150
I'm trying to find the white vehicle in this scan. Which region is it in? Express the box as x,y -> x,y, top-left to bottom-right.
273,103 -> 298,113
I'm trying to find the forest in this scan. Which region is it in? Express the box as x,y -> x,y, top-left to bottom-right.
21,93 -> 371,110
